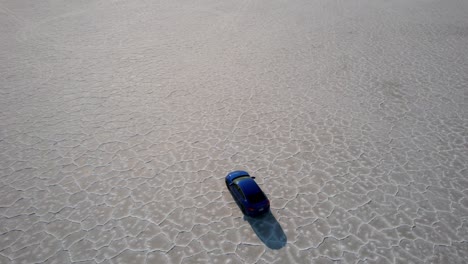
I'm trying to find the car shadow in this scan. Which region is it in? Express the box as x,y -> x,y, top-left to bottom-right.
244,211 -> 287,249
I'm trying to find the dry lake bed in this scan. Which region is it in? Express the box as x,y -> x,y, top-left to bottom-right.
1,0 -> 467,263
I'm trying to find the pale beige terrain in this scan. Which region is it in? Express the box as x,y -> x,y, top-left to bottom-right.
1,0 -> 468,263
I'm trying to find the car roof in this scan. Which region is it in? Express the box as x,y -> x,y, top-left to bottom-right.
237,178 -> 262,196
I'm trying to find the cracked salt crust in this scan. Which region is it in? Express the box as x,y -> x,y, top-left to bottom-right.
1,0 -> 468,263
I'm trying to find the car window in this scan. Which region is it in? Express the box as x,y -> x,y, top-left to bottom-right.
233,176 -> 250,185
235,185 -> 246,200
246,191 -> 266,203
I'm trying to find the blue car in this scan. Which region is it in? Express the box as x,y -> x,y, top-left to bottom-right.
225,171 -> 270,217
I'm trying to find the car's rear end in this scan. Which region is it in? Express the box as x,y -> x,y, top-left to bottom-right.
245,198 -> 270,217
243,182 -> 270,217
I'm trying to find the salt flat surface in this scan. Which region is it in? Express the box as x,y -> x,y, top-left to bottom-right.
1,0 -> 468,263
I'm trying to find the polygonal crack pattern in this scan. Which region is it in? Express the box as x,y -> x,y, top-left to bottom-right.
1,0 -> 467,263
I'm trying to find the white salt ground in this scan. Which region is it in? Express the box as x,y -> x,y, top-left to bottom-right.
0,0 -> 467,263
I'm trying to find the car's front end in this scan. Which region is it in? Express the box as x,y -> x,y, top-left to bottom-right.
225,170 -> 250,185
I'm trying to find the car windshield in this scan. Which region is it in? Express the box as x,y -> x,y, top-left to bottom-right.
246,191 -> 267,204
233,176 -> 250,184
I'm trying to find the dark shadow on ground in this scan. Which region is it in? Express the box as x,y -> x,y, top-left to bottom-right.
244,211 -> 287,249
